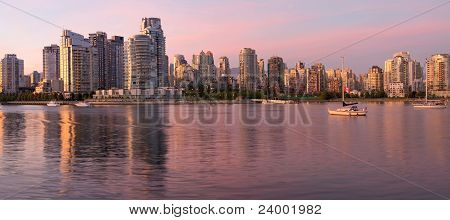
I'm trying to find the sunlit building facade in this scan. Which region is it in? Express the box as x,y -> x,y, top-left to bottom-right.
307,63 -> 326,94
239,48 -> 258,91
30,71 -> 41,86
0,54 -> 24,93
60,30 -> 95,93
124,34 -> 157,90
426,54 -> 449,97
43,44 -> 60,81
141,17 -> 168,87
218,56 -> 232,90
384,52 -> 422,94
173,54 -> 187,86
368,66 -> 384,92
267,56 -> 285,94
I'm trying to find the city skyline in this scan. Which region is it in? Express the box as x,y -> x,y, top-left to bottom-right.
0,0 -> 449,74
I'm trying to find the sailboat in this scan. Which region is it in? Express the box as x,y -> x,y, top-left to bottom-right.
413,79 -> 446,109
328,57 -> 368,116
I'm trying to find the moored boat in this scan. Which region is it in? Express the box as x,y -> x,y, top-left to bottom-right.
413,101 -> 446,109
413,81 -> 447,109
328,57 -> 368,117
47,101 -> 60,107
262,99 -> 291,104
328,106 -> 368,116
74,101 -> 91,107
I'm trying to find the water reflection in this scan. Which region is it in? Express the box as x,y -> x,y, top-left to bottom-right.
0,104 -> 449,199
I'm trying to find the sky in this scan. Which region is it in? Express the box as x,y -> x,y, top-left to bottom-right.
0,0 -> 449,74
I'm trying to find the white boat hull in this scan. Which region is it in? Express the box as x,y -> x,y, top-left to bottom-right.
262,100 -> 291,104
413,105 -> 446,109
47,102 -> 60,107
74,103 -> 90,107
328,109 -> 368,116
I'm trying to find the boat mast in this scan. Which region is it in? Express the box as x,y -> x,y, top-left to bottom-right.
341,56 -> 345,102
425,75 -> 428,104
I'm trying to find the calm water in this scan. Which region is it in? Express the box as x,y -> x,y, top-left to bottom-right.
0,103 -> 449,200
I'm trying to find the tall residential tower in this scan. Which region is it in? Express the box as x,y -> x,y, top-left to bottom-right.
426,54 -> 449,97
239,48 -> 258,91
124,34 -> 158,90
0,54 -> 24,93
60,30 -> 95,93
141,18 -> 168,87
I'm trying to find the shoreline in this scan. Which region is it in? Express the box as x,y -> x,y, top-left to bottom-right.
1,98 -> 446,106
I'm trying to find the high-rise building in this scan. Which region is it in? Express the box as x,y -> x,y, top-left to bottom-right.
108,36 -> 124,89
218,56 -> 231,90
141,17 -> 168,87
124,34 -> 157,90
408,61 -> 423,92
257,59 -> 265,83
30,71 -> 41,85
326,68 -> 336,79
21,74 -> 31,88
43,44 -> 60,81
295,61 -> 307,92
218,56 -> 231,78
257,59 -> 266,90
307,63 -> 326,94
326,68 -> 340,93
60,30 -> 95,93
359,74 -> 369,91
367,66 -> 384,92
174,62 -> 198,88
327,77 -> 341,93
267,56 -> 285,95
286,68 -> 304,94
426,54 -> 449,96
173,54 -> 187,85
89,32 -> 109,90
337,67 -> 354,91
0,54 -> 24,93
239,48 -> 258,91
192,51 -> 216,86
384,52 -> 422,94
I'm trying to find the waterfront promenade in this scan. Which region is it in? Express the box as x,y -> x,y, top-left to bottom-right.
1,98 -> 447,106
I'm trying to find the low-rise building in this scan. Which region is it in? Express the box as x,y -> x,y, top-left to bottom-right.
388,82 -> 405,98
93,88 -> 182,99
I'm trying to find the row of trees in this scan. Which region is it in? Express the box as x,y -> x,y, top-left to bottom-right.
0,92 -> 92,102
1,87 -> 434,103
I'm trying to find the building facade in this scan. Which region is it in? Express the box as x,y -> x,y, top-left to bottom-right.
141,18 -> 168,87
108,36 -> 125,89
30,71 -> 41,86
192,51 -> 216,86
426,54 -> 449,96
0,54 -> 24,93
218,56 -> 232,90
307,63 -> 326,94
367,66 -> 384,92
173,54 -> 188,86
60,30 -> 95,93
239,48 -> 258,91
267,56 -> 285,95
89,32 -> 109,90
43,44 -> 60,81
388,82 -> 405,98
124,34 -> 158,90
384,52 -> 422,94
